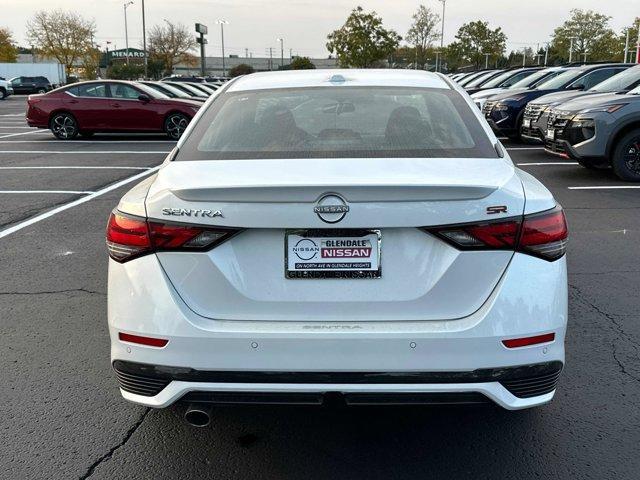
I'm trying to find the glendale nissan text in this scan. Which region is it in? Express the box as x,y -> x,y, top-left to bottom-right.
107,70 -> 568,426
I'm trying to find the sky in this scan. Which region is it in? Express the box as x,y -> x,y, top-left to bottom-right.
0,0 -> 638,58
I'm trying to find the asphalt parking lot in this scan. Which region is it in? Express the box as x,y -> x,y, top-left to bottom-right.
1,94 -> 638,480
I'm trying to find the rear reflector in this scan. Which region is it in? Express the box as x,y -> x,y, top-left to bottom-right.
106,211 -> 242,263
502,333 -> 555,348
118,332 -> 169,348
424,205 -> 568,261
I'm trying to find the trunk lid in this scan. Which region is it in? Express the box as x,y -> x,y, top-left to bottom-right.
145,157 -> 524,322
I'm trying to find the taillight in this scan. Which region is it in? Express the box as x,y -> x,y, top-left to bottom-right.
106,211 -> 241,263
518,207 -> 568,261
424,206 -> 568,261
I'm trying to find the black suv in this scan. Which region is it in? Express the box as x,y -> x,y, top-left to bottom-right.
10,76 -> 52,94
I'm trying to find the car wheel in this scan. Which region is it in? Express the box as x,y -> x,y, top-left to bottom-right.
0,89 -> 5,100
164,113 -> 189,140
612,130 -> 640,182
50,113 -> 79,140
80,131 -> 94,138
37,88 -> 46,94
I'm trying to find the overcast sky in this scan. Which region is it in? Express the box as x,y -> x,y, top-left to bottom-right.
0,0 -> 637,58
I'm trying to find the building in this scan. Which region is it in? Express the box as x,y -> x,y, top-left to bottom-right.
175,55 -> 339,76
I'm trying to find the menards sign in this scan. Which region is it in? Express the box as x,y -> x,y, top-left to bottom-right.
108,48 -> 147,60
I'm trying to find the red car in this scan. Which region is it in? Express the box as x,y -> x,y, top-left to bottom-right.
26,80 -> 202,140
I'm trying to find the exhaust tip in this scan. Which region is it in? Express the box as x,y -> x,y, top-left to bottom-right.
184,404 -> 211,427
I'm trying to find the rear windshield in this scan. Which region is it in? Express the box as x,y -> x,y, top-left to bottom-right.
177,86 -> 497,160
510,69 -> 562,89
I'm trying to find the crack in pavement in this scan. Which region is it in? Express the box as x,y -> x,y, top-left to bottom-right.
570,284 -> 640,383
0,288 -> 106,296
79,408 -> 151,480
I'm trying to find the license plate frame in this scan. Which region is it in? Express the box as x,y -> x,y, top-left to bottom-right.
284,229 -> 382,279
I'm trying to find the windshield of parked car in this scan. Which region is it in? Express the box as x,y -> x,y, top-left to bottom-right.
133,83 -> 170,99
177,86 -> 498,160
481,70 -> 530,89
465,71 -> 501,88
510,69 -> 562,89
590,66 -> 640,93
535,68 -> 585,89
149,82 -> 191,98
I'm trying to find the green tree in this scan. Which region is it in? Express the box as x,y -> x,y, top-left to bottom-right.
550,9 -> 619,62
0,27 -> 18,62
451,21 -> 507,69
26,10 -> 96,71
228,63 -> 255,77
107,63 -> 144,80
290,56 -> 316,69
326,6 -> 401,68
406,5 -> 440,69
619,18 -> 640,62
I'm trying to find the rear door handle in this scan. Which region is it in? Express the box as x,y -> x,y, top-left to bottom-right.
111,103 -> 122,108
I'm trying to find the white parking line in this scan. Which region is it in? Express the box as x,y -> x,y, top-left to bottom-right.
0,150 -> 170,154
0,114 -> 25,117
0,140 -> 174,144
0,130 -> 48,139
0,166 -> 152,170
517,162 -> 578,166
0,126 -> 33,129
506,147 -> 544,150
0,190 -> 96,194
568,186 -> 640,190
0,166 -> 161,239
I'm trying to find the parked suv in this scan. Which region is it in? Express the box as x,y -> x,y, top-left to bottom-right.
522,65 -> 638,142
544,86 -> 640,181
484,64 -> 631,139
0,77 -> 13,100
9,76 -> 52,94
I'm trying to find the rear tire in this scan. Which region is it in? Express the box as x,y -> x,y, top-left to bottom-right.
0,89 -> 5,100
50,112 -> 79,140
164,113 -> 189,140
612,129 -> 640,182
37,88 -> 46,94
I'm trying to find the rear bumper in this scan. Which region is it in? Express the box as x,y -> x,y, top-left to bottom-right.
109,252 -> 568,409
114,360 -> 563,410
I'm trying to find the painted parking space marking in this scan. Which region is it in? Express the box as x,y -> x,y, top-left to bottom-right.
568,186 -> 640,190
517,162 -> 579,166
0,166 -> 152,170
0,150 -> 170,154
0,190 -> 96,194
0,130 -> 49,139
0,166 -> 161,239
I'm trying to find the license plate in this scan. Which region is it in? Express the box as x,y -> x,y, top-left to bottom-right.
285,229 -> 381,279
546,129 -> 555,140
523,119 -> 531,128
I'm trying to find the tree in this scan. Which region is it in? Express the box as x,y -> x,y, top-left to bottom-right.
0,27 -> 18,62
26,10 -> 96,71
550,9 -> 619,62
228,63 -> 255,77
451,21 -> 507,69
290,56 -> 316,69
406,5 -> 440,69
619,18 -> 640,62
148,21 -> 197,76
326,6 -> 401,68
107,63 -> 145,80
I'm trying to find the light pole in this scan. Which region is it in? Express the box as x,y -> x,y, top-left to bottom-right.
568,36 -> 578,63
141,0 -> 147,78
483,52 -> 490,69
123,1 -> 134,65
216,20 -> 229,76
437,0 -> 446,72
277,38 -> 284,68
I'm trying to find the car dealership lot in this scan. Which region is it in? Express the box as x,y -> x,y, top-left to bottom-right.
0,95 -> 638,479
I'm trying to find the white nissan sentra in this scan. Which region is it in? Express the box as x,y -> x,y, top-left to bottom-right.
107,69 -> 568,425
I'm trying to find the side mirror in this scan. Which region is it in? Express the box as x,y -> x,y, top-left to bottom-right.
138,94 -> 151,102
569,84 -> 585,91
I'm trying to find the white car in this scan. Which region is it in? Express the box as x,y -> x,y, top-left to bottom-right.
107,69 -> 568,426
0,77 -> 13,100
